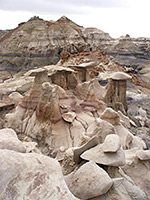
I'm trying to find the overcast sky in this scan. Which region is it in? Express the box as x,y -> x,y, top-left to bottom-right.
0,0 -> 150,38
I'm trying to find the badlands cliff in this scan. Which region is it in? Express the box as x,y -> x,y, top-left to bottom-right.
0,16 -> 150,86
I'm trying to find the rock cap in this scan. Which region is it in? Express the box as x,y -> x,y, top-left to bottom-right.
110,72 -> 131,80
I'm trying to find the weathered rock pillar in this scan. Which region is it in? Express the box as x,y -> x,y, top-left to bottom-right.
104,72 -> 131,112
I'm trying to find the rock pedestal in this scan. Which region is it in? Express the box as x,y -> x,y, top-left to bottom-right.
104,72 -> 131,112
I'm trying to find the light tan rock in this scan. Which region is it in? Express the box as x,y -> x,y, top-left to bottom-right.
8,91 -> 23,104
110,72 -> 131,80
24,67 -> 47,76
119,177 -> 148,200
114,124 -> 133,149
62,112 -> 76,123
75,79 -> 106,100
138,107 -> 147,118
0,149 -> 78,200
21,141 -> 39,153
114,124 -> 146,150
86,118 -> 115,143
48,120 -> 72,158
130,135 -> 146,150
102,134 -> 121,153
65,161 -> 113,199
0,128 -> 40,153
77,61 -> 97,68
0,94 -> 15,111
5,105 -> 26,132
100,107 -> 120,125
61,147 -> 79,175
91,175 -> 147,200
136,150 -> 150,161
70,119 -> 88,148
81,143 -> 125,167
122,149 -> 150,199
0,76 -> 34,93
76,112 -> 95,127
80,81 -> 106,113
0,128 -> 26,152
118,110 -> 131,128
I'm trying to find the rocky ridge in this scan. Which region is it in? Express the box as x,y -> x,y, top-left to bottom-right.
1,16 -> 150,84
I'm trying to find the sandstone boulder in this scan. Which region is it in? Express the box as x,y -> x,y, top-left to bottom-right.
9,92 -> 23,105
118,110 -> 131,128
0,128 -> 39,153
91,172 -> 148,200
61,147 -> 79,175
81,143 -> 125,167
100,107 -> 120,125
5,105 -> 26,133
130,135 -> 146,150
0,128 -> 26,152
75,79 -> 106,100
65,161 -> 113,199
85,118 -> 115,143
114,124 -> 133,149
136,149 -> 150,161
122,149 -> 150,199
102,134 -> 121,153
0,149 -> 78,200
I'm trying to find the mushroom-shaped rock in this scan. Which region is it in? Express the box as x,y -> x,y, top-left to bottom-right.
102,134 -> 121,153
81,143 -> 125,167
136,150 -> 150,161
24,67 -> 47,77
100,107 -> 120,125
45,65 -> 77,90
65,161 -> 113,199
110,72 -> 131,80
0,149 -> 78,200
104,72 -> 131,112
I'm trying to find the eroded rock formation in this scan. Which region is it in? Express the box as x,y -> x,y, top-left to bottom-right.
0,49 -> 150,199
